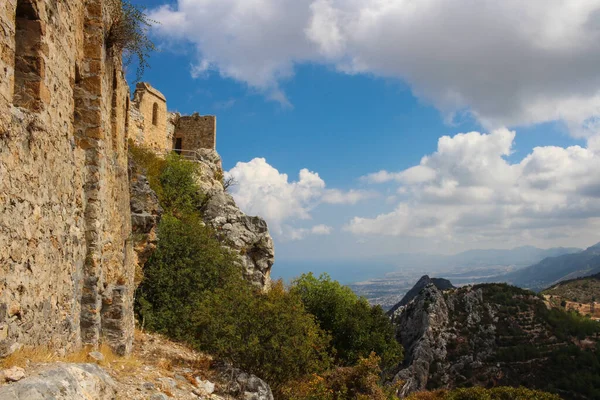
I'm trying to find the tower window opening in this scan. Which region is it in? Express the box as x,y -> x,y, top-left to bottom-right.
152,102 -> 158,126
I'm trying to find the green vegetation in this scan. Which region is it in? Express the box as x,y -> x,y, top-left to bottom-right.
476,283 -> 534,309
291,273 -> 403,374
280,353 -> 400,400
107,0 -> 157,81
406,386 -> 561,400
544,344 -> 600,398
542,274 -> 600,305
135,214 -> 242,339
542,307 -> 600,340
445,282 -> 600,398
130,144 -> 404,397
129,143 -> 204,216
192,281 -> 332,389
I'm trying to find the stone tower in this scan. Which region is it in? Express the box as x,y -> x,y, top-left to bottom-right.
130,83 -> 217,154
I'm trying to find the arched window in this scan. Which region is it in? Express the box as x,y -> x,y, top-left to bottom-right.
152,102 -> 158,126
14,0 -> 43,110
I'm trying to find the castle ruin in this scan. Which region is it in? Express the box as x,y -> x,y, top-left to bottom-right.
130,82 -> 217,155
0,0 -> 218,357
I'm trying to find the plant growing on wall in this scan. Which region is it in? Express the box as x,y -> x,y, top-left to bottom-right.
106,0 -> 157,81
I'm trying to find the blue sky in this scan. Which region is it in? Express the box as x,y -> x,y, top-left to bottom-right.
128,0 -> 600,280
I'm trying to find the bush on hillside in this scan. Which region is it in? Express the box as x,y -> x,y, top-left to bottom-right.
135,214 -> 242,340
132,146 -> 332,392
157,153 -> 204,216
406,386 -> 561,400
280,353 -> 400,400
291,273 -> 403,373
542,308 -> 600,340
129,142 -> 203,217
191,281 -> 332,391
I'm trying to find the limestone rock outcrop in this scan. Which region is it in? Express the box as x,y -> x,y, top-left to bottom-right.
390,281 -> 500,397
213,362 -> 274,400
0,363 -> 117,399
194,149 -> 275,289
390,283 -> 450,397
388,275 -> 455,315
387,277 -> 598,397
129,159 -> 162,279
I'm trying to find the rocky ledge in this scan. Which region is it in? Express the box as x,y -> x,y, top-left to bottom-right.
194,149 -> 275,289
0,331 -> 273,400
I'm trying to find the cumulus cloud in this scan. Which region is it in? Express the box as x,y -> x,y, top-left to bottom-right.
150,0 -> 600,134
321,189 -> 378,204
346,129 -> 600,244
226,158 -> 371,239
286,224 -> 334,240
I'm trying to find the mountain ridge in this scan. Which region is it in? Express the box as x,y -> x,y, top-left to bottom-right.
488,242 -> 600,291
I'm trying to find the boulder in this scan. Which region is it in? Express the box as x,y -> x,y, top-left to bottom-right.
213,363 -> 274,400
0,363 -> 116,399
2,366 -> 25,382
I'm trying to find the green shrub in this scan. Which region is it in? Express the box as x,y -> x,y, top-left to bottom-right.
135,214 -> 242,339
133,143 -> 333,393
128,140 -> 165,190
291,273 -> 403,373
157,153 -> 204,216
191,281 -> 332,391
280,353 -> 400,400
406,386 -> 561,400
129,143 -> 204,217
542,307 -> 600,340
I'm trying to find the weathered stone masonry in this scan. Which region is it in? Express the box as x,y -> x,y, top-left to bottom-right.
0,0 -> 133,356
130,82 -> 217,154
0,0 -> 271,361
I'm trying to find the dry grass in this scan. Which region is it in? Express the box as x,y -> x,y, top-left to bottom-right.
156,358 -> 173,372
0,346 -> 59,369
0,343 -> 141,375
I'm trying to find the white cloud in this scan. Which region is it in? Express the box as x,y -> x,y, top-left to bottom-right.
362,166 -> 436,184
346,129 -> 600,245
150,0 -> 600,134
286,224 -> 334,240
321,189 -> 378,204
226,158 -> 324,233
226,158 -> 371,239
311,224 -> 333,235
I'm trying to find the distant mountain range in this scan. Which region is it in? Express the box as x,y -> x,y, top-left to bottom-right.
486,242 -> 600,291
442,245 -> 582,269
348,244 -> 584,310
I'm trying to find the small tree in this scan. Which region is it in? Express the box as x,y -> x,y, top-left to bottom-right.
106,0 -> 157,81
135,214 -> 242,339
291,273 -> 403,374
191,281 -> 332,391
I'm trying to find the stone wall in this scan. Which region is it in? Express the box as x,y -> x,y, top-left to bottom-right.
130,83 -> 217,154
173,113 -> 217,152
131,82 -> 169,150
0,0 -> 135,356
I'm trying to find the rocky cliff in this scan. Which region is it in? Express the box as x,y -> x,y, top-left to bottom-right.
388,275 -> 455,315
193,149 -> 275,289
389,278 -> 600,399
129,160 -> 163,284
